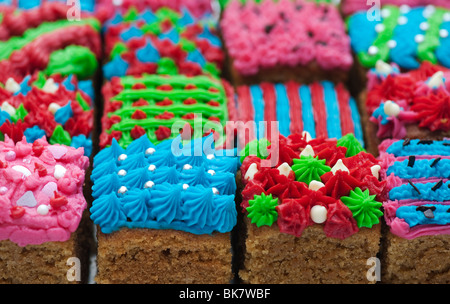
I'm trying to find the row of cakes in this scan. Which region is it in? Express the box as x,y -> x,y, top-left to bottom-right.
0,0 -> 448,285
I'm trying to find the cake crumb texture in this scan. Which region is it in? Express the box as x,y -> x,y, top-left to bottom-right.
382,232 -> 450,284
95,228 -> 233,284
240,218 -> 381,284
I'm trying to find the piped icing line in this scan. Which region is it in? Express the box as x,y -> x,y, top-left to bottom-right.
286,81 -> 303,135
100,74 -> 232,150
233,81 -> 365,148
236,85 -> 256,148
0,135 -> 89,247
342,0 -> 450,16
90,135 -> 238,235
348,5 -> 450,69
310,82 -> 328,139
379,138 -> 450,239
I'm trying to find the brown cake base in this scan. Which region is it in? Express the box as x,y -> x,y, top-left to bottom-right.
227,58 -> 349,87
237,217 -> 381,284
381,231 -> 450,284
0,210 -> 92,284
94,228 -> 234,284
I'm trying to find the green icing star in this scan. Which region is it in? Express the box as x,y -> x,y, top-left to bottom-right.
341,187 -> 383,229
337,133 -> 366,157
50,125 -> 72,146
292,156 -> 331,185
247,193 -> 279,227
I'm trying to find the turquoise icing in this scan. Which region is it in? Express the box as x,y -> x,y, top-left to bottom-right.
198,27 -> 222,47
386,140 -> 450,156
120,25 -> 144,42
348,94 -> 365,148
141,10 -> 158,24
54,101 -> 73,126
179,8 -> 195,26
436,21 -> 450,67
78,80 -> 95,101
62,75 -> 76,92
299,84 -> 316,138
249,84 -> 265,139
90,135 -> 238,235
372,102 -> 391,125
71,134 -> 92,157
0,110 -> 11,126
136,39 -> 160,63
322,81 -> 342,140
389,180 -> 450,201
103,56 -> 129,80
275,83 -> 290,137
186,49 -> 206,67
386,158 -> 450,179
159,28 -> 180,44
396,204 -> 450,227
24,126 -> 45,143
16,75 -> 32,96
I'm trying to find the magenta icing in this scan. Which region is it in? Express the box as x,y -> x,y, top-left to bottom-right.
341,0 -> 450,15
0,136 -> 89,247
220,0 -> 353,76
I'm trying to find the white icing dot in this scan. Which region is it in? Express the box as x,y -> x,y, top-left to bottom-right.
144,181 -> 155,189
5,151 -> 16,161
183,164 -> 193,170
117,169 -> 127,176
399,5 -> 411,14
397,16 -> 408,25
207,169 -> 216,176
427,71 -> 445,88
37,204 -> 49,216
145,148 -> 156,155
1,101 -> 16,117
212,187 -> 220,195
182,184 -> 189,190
309,180 -> 325,191
300,145 -> 315,158
118,186 -> 128,194
443,12 -> 450,22
48,103 -> 61,115
148,164 -> 156,172
381,8 -> 391,18
331,159 -> 349,175
5,78 -> 20,93
206,154 -> 215,160
277,162 -> 293,178
244,163 -> 258,181
423,5 -> 435,18
0,186 -> 7,195
53,165 -> 67,180
419,22 -> 429,31
383,100 -> 401,117
375,60 -> 393,75
302,131 -> 312,142
440,29 -> 449,38
42,78 -> 58,94
371,165 -> 381,179
368,45 -> 379,56
12,165 -> 32,178
118,154 -> 127,161
387,40 -> 397,49
375,23 -> 385,33
310,205 -> 327,224
415,34 -> 425,44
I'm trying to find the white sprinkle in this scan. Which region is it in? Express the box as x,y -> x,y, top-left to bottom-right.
244,163 -> 258,181
207,169 -> 216,176
145,148 -> 155,155
443,12 -> 450,22
310,205 -> 327,224
301,131 -> 312,142
331,159 -> 349,175
118,186 -> 128,194
1,101 -> 16,117
206,154 -> 215,160
148,164 -> 156,172
48,103 -> 62,115
118,154 -> 127,161
277,162 -> 293,178
440,29 -> 449,38
144,181 -> 155,189
415,34 -> 425,44
387,40 -> 397,49
371,165 -> 381,179
419,22 -> 429,31
397,16 -> 408,25
375,60 -> 393,75
300,145 -> 315,158
309,180 -> 325,191
383,100 -> 401,117
37,204 -> 49,215
42,78 -> 59,94
53,165 -> 66,180
183,164 -> 193,170
5,78 -> 20,93
381,8 -> 391,18
12,165 -> 32,178
212,187 -> 220,195
368,45 -> 379,56
117,169 -> 127,176
399,5 -> 411,14
375,23 -> 385,33
182,184 -> 189,190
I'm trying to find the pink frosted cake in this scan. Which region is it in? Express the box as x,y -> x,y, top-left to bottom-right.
378,138 -> 450,283
220,0 -> 353,85
0,136 -> 91,283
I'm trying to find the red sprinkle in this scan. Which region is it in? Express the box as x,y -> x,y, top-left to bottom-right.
10,206 -> 25,219
34,163 -> 47,177
50,192 -> 69,209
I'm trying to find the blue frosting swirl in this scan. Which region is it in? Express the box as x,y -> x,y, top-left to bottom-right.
396,204 -> 450,227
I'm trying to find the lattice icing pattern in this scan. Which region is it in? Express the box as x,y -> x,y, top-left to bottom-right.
90,135 -> 238,235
